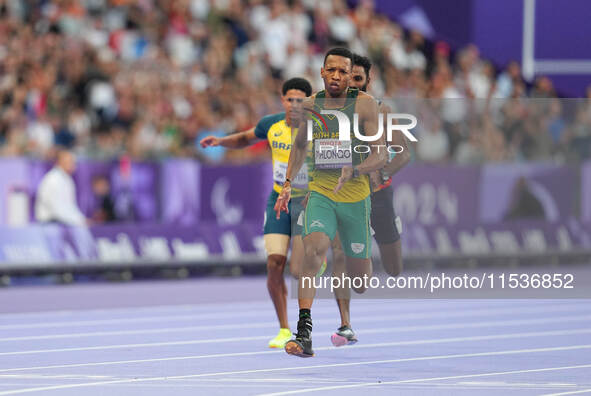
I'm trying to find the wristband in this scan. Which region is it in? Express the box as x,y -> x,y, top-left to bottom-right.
352,167 -> 360,178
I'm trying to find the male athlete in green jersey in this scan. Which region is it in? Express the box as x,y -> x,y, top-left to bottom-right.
275,48 -> 387,357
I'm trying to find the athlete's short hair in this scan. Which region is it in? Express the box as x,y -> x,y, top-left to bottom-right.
323,47 -> 354,68
353,54 -> 372,79
282,77 -> 312,96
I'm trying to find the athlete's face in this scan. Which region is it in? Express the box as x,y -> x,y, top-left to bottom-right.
350,65 -> 369,92
281,89 -> 306,123
321,55 -> 352,97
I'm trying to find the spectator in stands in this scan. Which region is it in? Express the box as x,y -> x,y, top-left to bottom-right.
0,0 -> 586,165
531,76 -> 556,98
91,175 -> 116,223
26,113 -> 55,159
520,117 -> 552,161
569,103 -> 591,161
481,114 -> 509,162
455,119 -> 484,165
494,61 -> 522,99
35,149 -> 87,226
545,99 -> 567,145
328,0 -> 357,46
416,115 -> 450,163
427,40 -> 451,77
0,127 -> 27,157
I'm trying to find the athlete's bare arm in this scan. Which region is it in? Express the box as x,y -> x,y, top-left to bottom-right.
274,96 -> 315,218
380,103 -> 411,177
287,97 -> 313,183
200,127 -> 258,149
334,92 -> 387,193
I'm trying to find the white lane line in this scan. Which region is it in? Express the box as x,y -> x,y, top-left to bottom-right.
3,300 -> 575,330
161,378 -> 366,384
0,376 -> 362,385
0,301 -> 274,319
0,303 -> 378,331
2,303 -> 588,342
0,322 -> 272,342
0,345 -> 589,395
105,377 -> 578,387
0,375 -> 115,379
1,328 -> 590,373
542,389 -> 591,396
257,363 -> 591,396
3,313 -> 591,356
457,381 -> 578,389
105,383 -> 320,389
0,298 -> 427,320
0,312 -> 265,331
0,298 -> 580,321
0,335 -> 273,356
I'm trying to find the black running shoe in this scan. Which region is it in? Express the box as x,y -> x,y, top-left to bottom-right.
285,317 -> 314,357
331,325 -> 358,347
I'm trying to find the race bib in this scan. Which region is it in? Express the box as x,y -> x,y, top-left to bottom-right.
274,161 -> 309,188
314,139 -> 352,169
273,161 -> 288,184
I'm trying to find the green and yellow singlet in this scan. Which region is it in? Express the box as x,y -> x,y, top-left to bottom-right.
307,88 -> 370,203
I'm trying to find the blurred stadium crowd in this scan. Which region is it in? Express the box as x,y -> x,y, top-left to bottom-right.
0,0 -> 590,164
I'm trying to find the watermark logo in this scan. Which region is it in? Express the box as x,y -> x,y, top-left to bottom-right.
306,109 -> 418,143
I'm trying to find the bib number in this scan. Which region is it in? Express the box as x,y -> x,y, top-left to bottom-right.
274,161 -> 309,189
273,161 -> 288,184
314,139 -> 352,169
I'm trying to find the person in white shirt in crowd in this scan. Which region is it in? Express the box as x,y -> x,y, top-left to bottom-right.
389,28 -> 427,71
494,60 -> 522,99
416,115 -> 450,163
35,149 -> 87,226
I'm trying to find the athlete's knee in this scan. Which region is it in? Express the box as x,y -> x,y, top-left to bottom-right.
351,271 -> 371,293
331,263 -> 345,280
384,259 -> 403,277
352,284 -> 367,294
382,253 -> 403,277
289,259 -> 302,279
332,248 -> 345,267
347,257 -> 372,294
304,241 -> 327,261
289,268 -> 300,279
267,255 -> 286,274
380,241 -> 403,276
